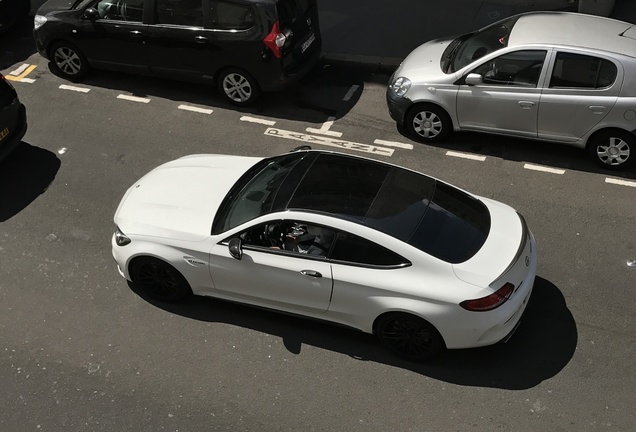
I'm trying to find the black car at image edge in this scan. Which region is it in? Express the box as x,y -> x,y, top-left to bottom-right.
0,74 -> 28,163
33,0 -> 322,106
0,0 -> 31,34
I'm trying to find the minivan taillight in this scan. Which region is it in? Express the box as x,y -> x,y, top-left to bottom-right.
460,283 -> 515,312
263,21 -> 286,59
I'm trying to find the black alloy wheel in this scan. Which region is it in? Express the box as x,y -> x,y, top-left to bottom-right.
376,313 -> 444,361
217,67 -> 260,107
131,257 -> 192,302
50,41 -> 89,80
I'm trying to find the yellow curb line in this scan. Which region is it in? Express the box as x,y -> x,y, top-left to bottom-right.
5,65 -> 37,81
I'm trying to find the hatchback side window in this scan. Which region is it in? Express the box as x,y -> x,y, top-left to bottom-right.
238,221 -> 335,257
211,0 -> 255,30
330,232 -> 409,267
549,52 -> 617,89
471,50 -> 547,87
155,0 -> 203,27
96,0 -> 144,22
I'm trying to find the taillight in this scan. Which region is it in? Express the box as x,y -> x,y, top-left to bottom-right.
460,283 -> 515,312
263,21 -> 286,59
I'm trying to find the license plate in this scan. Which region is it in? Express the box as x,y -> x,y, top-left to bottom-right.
0,127 -> 9,142
301,33 -> 315,53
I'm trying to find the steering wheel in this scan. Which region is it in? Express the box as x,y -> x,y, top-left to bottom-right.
263,224 -> 284,249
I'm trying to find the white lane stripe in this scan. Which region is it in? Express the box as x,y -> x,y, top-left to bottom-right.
523,163 -> 565,174
605,177 -> 636,188
19,78 -> 35,83
59,84 -> 90,93
446,151 -> 486,161
265,127 -> 394,157
178,104 -> 213,114
306,117 -> 343,137
9,63 -> 29,76
240,115 -> 276,126
373,139 -> 413,150
117,94 -> 151,103
342,85 -> 360,102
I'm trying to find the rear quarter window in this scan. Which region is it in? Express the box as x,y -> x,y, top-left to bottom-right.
330,232 -> 409,267
549,52 -> 618,89
212,1 -> 255,30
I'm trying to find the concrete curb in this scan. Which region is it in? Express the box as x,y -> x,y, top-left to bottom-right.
322,53 -> 403,74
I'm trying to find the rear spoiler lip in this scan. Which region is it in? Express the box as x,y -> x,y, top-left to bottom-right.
490,212 -> 529,287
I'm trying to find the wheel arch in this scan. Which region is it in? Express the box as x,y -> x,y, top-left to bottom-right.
372,309 -> 447,349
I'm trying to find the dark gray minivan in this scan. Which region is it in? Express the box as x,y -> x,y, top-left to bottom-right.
33,0 -> 321,105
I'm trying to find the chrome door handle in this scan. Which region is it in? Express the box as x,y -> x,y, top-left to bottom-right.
518,101 -> 535,109
194,35 -> 208,44
300,270 -> 322,278
129,30 -> 142,38
589,105 -> 607,114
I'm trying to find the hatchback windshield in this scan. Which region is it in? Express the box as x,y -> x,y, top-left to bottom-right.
445,16 -> 519,73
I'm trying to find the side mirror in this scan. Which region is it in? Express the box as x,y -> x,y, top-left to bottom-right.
228,238 -> 243,260
84,7 -> 99,21
465,73 -> 483,86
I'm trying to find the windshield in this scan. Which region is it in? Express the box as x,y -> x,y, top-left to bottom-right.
212,153 -> 305,234
446,16 -> 519,73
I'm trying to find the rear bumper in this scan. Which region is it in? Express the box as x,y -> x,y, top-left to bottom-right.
0,103 -> 27,163
259,41 -> 322,92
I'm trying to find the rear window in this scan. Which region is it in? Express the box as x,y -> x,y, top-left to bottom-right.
277,0 -> 314,24
549,52 -> 617,89
408,183 -> 491,263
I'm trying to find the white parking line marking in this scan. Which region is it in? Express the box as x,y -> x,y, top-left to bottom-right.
59,84 -> 90,93
178,104 -> 213,114
374,139 -> 414,150
9,63 -> 29,76
342,85 -> 360,102
265,128 -> 394,156
306,117 -> 343,137
605,177 -> 636,188
58,148 -> 67,154
19,78 -> 35,83
523,163 -> 565,174
117,94 -> 151,103
446,151 -> 486,161
240,115 -> 276,126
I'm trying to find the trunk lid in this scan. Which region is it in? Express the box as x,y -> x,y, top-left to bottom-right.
277,0 -> 320,70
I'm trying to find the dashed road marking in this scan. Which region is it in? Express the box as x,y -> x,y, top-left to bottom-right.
240,115 -> 276,126
9,63 -> 29,76
342,85 -> 360,102
265,128 -> 394,156
60,84 -> 90,93
117,94 -> 151,103
19,78 -> 35,83
58,148 -> 67,155
446,151 -> 486,161
178,104 -> 213,114
523,163 -> 565,174
306,116 -> 343,137
605,177 -> 636,188
373,139 -> 413,150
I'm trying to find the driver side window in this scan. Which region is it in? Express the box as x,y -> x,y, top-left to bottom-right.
238,221 -> 336,258
471,50 -> 547,87
96,0 -> 144,21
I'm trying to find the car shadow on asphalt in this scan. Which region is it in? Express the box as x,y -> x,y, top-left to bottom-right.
0,142 -> 61,221
396,125 -> 636,180
129,275 -> 576,390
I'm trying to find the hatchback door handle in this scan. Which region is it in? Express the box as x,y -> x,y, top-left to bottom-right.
518,101 -> 535,109
129,30 -> 142,38
300,270 -> 322,278
194,35 -> 208,44
589,105 -> 607,114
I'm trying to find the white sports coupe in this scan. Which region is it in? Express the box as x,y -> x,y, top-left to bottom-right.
112,149 -> 537,360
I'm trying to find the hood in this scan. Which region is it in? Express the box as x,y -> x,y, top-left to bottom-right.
452,197 -> 525,289
114,154 -> 262,241
37,0 -> 76,15
393,37 -> 454,82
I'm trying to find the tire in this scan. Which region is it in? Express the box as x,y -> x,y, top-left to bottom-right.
587,129 -> 635,170
405,104 -> 452,143
217,68 -> 260,106
130,257 -> 192,303
50,41 -> 90,81
376,313 -> 444,361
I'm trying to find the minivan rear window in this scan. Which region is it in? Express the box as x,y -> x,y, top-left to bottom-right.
277,0 -> 314,24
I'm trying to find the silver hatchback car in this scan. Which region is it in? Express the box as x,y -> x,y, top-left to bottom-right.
387,12 -> 636,170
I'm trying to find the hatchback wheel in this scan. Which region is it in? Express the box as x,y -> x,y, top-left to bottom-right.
406,104 -> 452,143
130,257 -> 192,302
218,68 -> 260,106
376,313 -> 444,361
587,129 -> 635,170
50,41 -> 89,80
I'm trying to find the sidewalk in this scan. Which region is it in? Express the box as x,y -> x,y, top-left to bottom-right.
318,0 -> 633,72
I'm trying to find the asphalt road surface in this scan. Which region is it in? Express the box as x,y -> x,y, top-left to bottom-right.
1,20 -> 635,432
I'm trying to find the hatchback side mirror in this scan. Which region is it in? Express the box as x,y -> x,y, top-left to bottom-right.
84,7 -> 99,21
465,73 -> 483,86
228,238 -> 243,260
